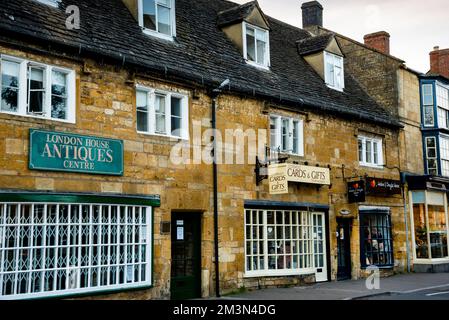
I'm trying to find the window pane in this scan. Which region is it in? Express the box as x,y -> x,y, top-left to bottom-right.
1,60 -> 20,112
171,97 -> 182,136
422,84 -> 434,105
51,71 -> 67,119
424,105 -> 434,126
373,141 -> 378,164
143,0 -> 157,31
256,38 -> 266,65
326,60 -> 334,86
246,27 -> 256,62
270,117 -> 277,150
360,213 -> 393,267
157,5 -> 171,35
428,205 -> 448,258
136,91 -> 148,132
358,139 -> 363,162
281,119 -> 289,151
293,121 -> 299,154
413,203 -> 429,259
155,94 -> 166,134
365,140 -> 372,163
28,68 -> 45,113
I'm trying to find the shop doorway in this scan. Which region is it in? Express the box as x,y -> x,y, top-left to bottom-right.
313,212 -> 328,282
170,213 -> 202,300
336,218 -> 351,280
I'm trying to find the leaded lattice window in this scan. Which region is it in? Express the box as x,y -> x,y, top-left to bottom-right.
0,203 -> 152,299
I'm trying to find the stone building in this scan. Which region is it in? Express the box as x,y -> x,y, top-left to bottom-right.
300,1 -> 426,276
406,46 -> 449,272
0,0 -> 408,300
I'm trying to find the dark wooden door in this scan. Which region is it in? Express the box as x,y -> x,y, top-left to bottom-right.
336,219 -> 351,280
170,213 -> 202,300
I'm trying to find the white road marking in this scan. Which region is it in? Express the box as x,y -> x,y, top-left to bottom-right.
425,291 -> 449,297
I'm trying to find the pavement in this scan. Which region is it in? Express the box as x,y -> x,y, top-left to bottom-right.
217,273 -> 449,300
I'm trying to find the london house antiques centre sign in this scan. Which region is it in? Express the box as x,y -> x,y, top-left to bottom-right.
268,163 -> 331,195
29,129 -> 124,175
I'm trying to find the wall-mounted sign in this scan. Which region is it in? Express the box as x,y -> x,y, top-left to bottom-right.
366,177 -> 401,195
348,180 -> 366,203
29,129 -> 124,176
340,209 -> 351,216
268,163 -> 331,194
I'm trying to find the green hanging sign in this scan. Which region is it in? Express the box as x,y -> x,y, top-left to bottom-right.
29,129 -> 124,176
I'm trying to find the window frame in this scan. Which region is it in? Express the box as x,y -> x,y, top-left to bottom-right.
242,22 -> 271,70
410,191 -> 449,263
0,199 -> 155,300
138,0 -> 177,41
425,136 -> 438,176
357,135 -> 384,168
244,209 -> 323,278
422,83 -> 435,127
440,135 -> 449,177
135,85 -> 189,140
0,54 -> 76,124
359,209 -> 394,269
324,51 -> 345,92
436,83 -> 449,129
269,115 -> 304,156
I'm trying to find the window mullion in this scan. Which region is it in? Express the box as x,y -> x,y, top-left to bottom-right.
87,205 -> 93,288
66,205 -> 71,287
40,204 -> 47,293
17,61 -> 27,115
45,66 -> 52,119
149,91 -> 156,135
166,94 -> 171,136
76,204 -> 82,289
107,206 -> 111,286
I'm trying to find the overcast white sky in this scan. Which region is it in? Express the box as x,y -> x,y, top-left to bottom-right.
232,0 -> 449,73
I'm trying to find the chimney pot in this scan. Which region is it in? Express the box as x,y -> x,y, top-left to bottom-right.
301,1 -> 323,29
434,46 -> 440,51
364,31 -> 390,55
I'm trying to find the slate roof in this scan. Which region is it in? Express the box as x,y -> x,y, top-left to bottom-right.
0,0 -> 400,128
217,1 -> 263,28
297,33 -> 335,56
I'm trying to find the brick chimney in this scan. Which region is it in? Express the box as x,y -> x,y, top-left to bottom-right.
430,46 -> 449,79
364,31 -> 390,55
301,1 -> 323,29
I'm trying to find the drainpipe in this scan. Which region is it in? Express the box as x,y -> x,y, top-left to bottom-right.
401,172 -> 411,273
210,79 -> 230,298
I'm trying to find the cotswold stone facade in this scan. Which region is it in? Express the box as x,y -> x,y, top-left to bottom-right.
0,0 -> 414,300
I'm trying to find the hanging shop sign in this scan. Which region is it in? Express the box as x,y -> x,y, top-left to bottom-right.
348,180 -> 366,203
29,129 -> 124,176
268,163 -> 331,194
365,177 -> 401,195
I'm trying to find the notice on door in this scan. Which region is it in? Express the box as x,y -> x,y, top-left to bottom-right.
176,227 -> 184,240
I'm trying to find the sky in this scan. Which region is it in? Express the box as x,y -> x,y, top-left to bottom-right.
231,0 -> 449,73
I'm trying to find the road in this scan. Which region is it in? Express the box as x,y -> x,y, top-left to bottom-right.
358,285 -> 449,300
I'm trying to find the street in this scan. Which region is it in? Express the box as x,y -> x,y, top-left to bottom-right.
216,273 -> 449,300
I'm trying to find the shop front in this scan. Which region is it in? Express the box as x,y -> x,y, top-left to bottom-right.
407,175 -> 449,272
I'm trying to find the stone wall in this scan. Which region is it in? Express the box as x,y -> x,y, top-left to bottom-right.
0,43 -> 407,299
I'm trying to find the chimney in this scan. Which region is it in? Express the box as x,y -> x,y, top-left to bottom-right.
301,1 -> 323,29
430,46 -> 449,79
364,31 -> 390,55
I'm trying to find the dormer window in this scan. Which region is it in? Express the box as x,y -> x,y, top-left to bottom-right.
324,51 -> 344,91
243,23 -> 270,68
139,0 -> 176,40
35,0 -> 60,7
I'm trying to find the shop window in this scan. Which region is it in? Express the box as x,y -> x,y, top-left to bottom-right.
360,210 -> 393,268
139,0 -> 176,40
358,135 -> 383,167
0,202 -> 153,299
422,83 -> 434,127
270,115 -> 304,156
136,86 -> 188,139
411,191 -> 449,261
425,137 -> 438,176
244,209 -> 325,277
0,55 -> 75,123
